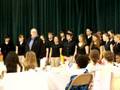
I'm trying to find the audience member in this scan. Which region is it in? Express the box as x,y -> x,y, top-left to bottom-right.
5,51 -> 22,73
87,49 -> 100,72
24,51 -> 37,71
65,55 -> 90,90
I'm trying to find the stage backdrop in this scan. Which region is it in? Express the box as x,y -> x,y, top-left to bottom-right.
0,0 -> 120,43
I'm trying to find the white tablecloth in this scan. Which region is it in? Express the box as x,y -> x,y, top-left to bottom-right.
0,67 -> 70,90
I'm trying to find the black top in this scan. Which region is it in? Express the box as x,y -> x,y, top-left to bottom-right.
62,40 -> 76,57
86,36 -> 92,46
104,41 -> 111,51
110,39 -> 115,45
113,43 -> 120,54
46,39 -> 54,57
46,39 -> 54,48
77,43 -> 86,55
16,42 -> 26,55
90,43 -> 100,51
51,43 -> 61,57
1,42 -> 15,60
100,39 -> 105,46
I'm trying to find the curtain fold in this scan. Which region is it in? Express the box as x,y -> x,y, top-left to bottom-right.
0,0 -> 120,43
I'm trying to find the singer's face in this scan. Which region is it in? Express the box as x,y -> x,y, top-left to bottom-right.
19,37 -> 24,42
86,29 -> 91,36
5,38 -> 10,44
31,29 -> 37,38
54,37 -> 59,43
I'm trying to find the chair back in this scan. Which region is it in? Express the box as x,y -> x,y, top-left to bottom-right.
68,73 -> 93,90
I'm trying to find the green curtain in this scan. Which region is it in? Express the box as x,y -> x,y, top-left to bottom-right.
0,0 -> 120,43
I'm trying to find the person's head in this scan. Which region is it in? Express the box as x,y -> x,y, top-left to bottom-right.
114,34 -> 120,43
103,51 -> 114,63
75,55 -> 89,68
115,54 -> 120,63
30,28 -> 38,39
24,51 -> 37,71
5,51 -> 19,73
107,30 -> 114,39
66,32 -> 73,41
89,49 -> 100,64
53,36 -> 59,44
4,35 -> 10,45
96,31 -> 103,40
90,34 -> 100,49
78,34 -> 86,43
60,32 -> 65,38
48,32 -> 54,40
92,34 -> 100,42
86,28 -> 92,36
102,33 -> 109,42
18,34 -> 24,42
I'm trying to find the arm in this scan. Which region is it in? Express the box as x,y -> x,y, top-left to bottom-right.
16,46 -> 18,54
100,46 -> 104,60
46,48 -> 49,58
110,44 -> 114,53
85,45 -> 89,55
74,45 -> 77,57
17,61 -> 23,72
49,48 -> 52,58
49,48 -> 52,63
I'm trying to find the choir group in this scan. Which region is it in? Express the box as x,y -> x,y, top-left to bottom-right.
0,28 -> 120,69
0,28 -> 120,90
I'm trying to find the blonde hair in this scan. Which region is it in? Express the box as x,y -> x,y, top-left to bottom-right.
24,51 -> 37,71
114,34 -> 120,40
103,51 -> 114,62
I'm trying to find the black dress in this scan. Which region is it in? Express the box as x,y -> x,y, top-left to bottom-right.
16,41 -> 26,55
86,36 -> 92,46
77,43 -> 87,55
90,43 -> 100,52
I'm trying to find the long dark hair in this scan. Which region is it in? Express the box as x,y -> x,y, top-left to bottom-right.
5,51 -> 22,73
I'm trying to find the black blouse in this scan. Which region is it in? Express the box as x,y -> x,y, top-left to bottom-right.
51,43 -> 61,57
62,40 -> 76,57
